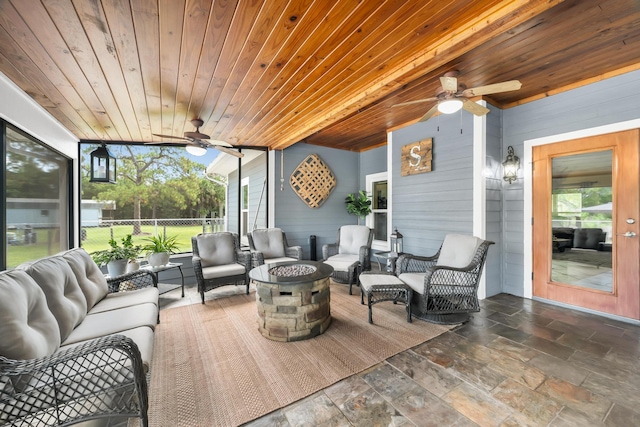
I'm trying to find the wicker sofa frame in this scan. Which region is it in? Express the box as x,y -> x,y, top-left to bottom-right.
0,269 -> 156,427
191,232 -> 251,303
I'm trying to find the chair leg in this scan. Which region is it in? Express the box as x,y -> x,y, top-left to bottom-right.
367,293 -> 373,324
406,289 -> 412,323
201,291 -> 205,304
360,287 -> 364,305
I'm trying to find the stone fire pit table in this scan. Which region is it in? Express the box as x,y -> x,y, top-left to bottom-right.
249,260 -> 333,342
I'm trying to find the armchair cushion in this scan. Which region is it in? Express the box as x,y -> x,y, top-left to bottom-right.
202,263 -> 246,279
196,232 -> 237,266
338,225 -> 371,255
436,234 -> 483,268
0,270 -> 61,360
324,253 -> 359,272
251,228 -> 286,259
398,272 -> 425,294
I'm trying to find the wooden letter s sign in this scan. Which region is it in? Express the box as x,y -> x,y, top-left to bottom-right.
401,138 -> 432,176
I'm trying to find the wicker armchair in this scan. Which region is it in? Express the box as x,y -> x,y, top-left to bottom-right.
322,225 -> 374,294
395,234 -> 494,324
191,232 -> 251,303
247,228 -> 303,268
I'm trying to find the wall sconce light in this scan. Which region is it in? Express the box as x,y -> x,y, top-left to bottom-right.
437,98 -> 463,114
390,227 -> 404,256
89,142 -> 116,183
502,145 -> 520,184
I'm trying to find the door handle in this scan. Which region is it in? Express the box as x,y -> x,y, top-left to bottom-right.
616,231 -> 637,237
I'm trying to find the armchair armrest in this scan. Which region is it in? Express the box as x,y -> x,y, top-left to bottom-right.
251,251 -> 266,268
285,245 -> 303,260
0,335 -> 148,427
359,245 -> 372,271
106,269 -> 157,293
322,243 -> 339,260
236,250 -> 252,268
396,252 -> 439,274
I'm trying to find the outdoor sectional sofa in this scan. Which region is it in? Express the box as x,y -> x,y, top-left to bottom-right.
0,248 -> 159,427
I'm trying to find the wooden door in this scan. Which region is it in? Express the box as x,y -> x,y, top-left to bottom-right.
533,129 -> 640,320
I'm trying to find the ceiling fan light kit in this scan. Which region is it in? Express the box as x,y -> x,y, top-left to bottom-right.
185,145 -> 207,156
437,98 -> 463,114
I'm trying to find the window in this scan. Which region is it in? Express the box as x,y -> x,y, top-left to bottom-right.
366,172 -> 388,251
241,177 -> 249,244
80,143 -> 227,255
4,124 -> 71,268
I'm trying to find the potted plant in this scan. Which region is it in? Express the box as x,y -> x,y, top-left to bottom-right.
345,190 -> 372,225
141,234 -> 180,267
91,234 -> 141,277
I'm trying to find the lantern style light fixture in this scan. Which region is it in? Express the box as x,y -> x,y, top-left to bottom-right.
437,98 -> 463,114
390,227 -> 404,257
89,142 -> 116,184
502,145 -> 520,184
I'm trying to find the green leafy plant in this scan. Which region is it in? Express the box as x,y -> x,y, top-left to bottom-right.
90,234 -> 141,266
141,234 -> 180,256
345,190 -> 372,223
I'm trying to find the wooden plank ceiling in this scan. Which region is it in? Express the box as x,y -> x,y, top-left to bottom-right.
0,0 -> 639,152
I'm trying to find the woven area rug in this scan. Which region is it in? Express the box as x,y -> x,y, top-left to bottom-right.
147,283 -> 452,426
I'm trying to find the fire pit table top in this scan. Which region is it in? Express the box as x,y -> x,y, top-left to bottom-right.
249,260 -> 333,284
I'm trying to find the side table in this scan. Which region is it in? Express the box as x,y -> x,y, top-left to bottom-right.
141,262 -> 185,297
373,251 -> 403,272
358,271 -> 412,324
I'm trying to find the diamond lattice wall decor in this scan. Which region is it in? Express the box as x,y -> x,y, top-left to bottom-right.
289,154 -> 336,208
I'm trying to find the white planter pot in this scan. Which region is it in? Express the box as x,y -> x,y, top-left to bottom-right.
127,260 -> 140,272
148,252 -> 170,267
106,259 -> 128,277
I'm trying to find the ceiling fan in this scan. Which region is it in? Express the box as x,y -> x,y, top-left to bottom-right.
393,71 -> 522,122
149,118 -> 243,158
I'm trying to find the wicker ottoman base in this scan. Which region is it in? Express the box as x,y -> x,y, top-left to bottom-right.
359,272 -> 412,324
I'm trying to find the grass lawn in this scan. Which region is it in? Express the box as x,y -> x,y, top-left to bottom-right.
6,224 -> 224,268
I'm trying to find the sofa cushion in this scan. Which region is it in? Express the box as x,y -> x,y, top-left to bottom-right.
89,287 -> 159,314
60,248 -> 108,310
573,228 -> 604,250
62,303 -> 158,347
252,228 -> 286,258
0,270 -> 61,360
18,256 -> 88,342
262,256 -> 299,266
196,233 -> 236,266
436,234 -> 482,269
338,225 -> 371,255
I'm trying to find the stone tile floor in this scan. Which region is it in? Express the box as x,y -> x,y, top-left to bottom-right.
158,281 -> 640,426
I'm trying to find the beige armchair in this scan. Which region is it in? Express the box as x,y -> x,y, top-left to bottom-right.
191,232 -> 251,303
322,225 -> 374,294
247,228 -> 303,268
396,234 -> 494,324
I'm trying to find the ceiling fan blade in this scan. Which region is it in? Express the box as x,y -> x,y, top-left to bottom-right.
215,146 -> 244,158
462,80 -> 522,97
418,104 -> 439,122
440,76 -> 458,92
462,98 -> 490,116
204,139 -> 233,148
152,133 -> 189,141
392,97 -> 438,108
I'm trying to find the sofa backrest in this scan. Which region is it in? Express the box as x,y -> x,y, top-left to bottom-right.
573,228 -> 605,250
18,255 -> 88,342
60,248 -> 109,310
0,269 -> 61,360
338,225 -> 371,255
251,228 -> 286,259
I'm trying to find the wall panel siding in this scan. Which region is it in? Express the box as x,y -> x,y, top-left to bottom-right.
390,113 -> 474,257
485,105 -> 503,297
275,143 -> 359,259
502,68 -> 640,297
